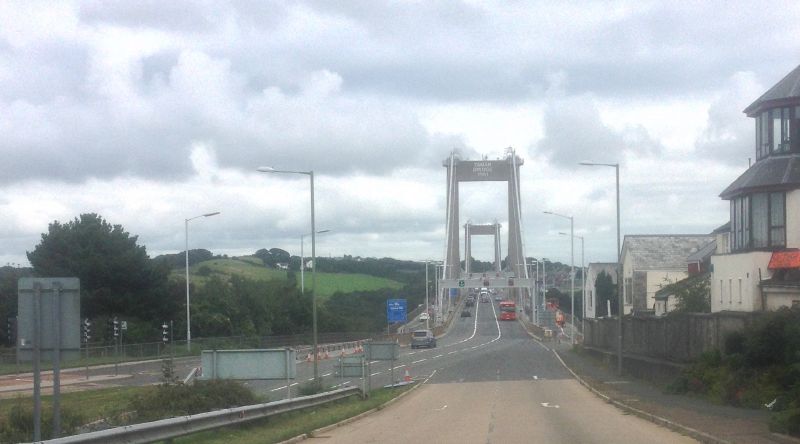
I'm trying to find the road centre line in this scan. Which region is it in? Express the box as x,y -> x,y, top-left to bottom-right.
433,354 -> 443,358
412,358 -> 427,364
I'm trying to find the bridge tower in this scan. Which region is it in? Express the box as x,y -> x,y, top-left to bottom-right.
439,149 -> 531,321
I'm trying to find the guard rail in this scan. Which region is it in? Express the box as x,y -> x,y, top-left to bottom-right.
31,386 -> 361,444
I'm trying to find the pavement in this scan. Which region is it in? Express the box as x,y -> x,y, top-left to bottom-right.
538,333 -> 800,444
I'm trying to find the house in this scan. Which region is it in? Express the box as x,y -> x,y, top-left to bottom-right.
584,262 -> 619,318
711,64 -> 800,312
621,235 -> 715,314
653,234 -> 719,316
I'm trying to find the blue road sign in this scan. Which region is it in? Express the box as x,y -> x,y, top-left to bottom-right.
386,299 -> 407,323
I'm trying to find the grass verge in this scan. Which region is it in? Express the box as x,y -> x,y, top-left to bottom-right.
174,385 -> 414,444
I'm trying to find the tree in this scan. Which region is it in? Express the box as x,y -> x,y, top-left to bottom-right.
668,273 -> 711,313
26,213 -> 178,321
594,270 -> 617,317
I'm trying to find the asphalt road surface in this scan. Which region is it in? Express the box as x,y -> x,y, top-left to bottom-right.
311,299 -> 697,444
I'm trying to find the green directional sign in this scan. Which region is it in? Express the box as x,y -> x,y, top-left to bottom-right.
458,280 -> 465,288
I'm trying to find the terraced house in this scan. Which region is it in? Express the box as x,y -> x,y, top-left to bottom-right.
711,64 -> 800,312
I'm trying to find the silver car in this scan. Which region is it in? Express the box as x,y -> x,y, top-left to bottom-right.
410,329 -> 437,349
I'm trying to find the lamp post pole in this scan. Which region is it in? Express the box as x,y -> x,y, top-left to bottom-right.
301,230 -> 330,294
545,211 -> 575,345
258,167 -> 321,384
561,232 -> 584,340
580,161 -> 622,375
185,211 -> 220,352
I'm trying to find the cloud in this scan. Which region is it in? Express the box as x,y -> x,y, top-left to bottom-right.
534,93 -> 662,168
694,71 -> 764,165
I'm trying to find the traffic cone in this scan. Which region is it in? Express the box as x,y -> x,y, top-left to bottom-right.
404,368 -> 412,382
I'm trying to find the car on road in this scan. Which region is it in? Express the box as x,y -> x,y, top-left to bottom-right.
465,296 -> 475,307
480,295 -> 489,303
410,329 -> 436,348
419,312 -> 429,321
461,309 -> 471,317
494,294 -> 502,301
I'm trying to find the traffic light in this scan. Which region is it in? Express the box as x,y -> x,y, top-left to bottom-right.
113,316 -> 119,338
6,317 -> 16,346
83,318 -> 91,343
162,322 -> 169,343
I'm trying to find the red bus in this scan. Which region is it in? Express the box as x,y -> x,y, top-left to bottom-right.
499,301 -> 516,321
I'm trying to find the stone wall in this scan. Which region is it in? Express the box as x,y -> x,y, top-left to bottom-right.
584,311 -> 761,363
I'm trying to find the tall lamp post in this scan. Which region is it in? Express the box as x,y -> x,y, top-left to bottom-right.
579,161 -> 622,375
258,166 -> 321,384
301,230 -> 331,294
544,211 -> 575,345
185,211 -> 221,352
560,232 -> 584,340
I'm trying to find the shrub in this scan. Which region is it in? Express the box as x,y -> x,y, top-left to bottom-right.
130,380 -> 259,422
0,403 -> 85,442
297,381 -> 324,397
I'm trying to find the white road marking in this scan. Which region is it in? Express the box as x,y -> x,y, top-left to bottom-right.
434,404 -> 448,411
370,371 -> 381,376
540,402 -> 560,408
448,351 -> 457,355
433,354 -> 443,359
412,358 -> 427,364
322,372 -> 332,377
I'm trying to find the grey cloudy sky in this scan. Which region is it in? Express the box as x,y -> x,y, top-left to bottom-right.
2,1 -> 799,268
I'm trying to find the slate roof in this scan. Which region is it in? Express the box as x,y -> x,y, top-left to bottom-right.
687,240 -> 717,263
719,155 -> 800,199
743,64 -> 800,116
622,235 -> 715,271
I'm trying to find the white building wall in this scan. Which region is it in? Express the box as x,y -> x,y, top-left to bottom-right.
621,253 -> 634,315
646,270 -> 687,310
786,189 -> 800,249
583,264 -> 618,319
710,252 -> 772,312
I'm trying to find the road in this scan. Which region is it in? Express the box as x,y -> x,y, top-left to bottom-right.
310,299 -> 697,443
1,300 -> 696,443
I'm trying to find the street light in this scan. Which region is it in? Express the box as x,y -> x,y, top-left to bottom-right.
301,230 -> 331,294
185,211 -> 221,352
560,232 -> 585,340
579,161 -> 622,375
544,211 -> 575,345
257,166 -> 321,385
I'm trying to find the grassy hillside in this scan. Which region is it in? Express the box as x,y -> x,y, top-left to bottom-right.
173,256 -> 403,299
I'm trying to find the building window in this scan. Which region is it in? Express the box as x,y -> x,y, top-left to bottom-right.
625,278 -> 632,304
730,192 -> 785,251
757,107 -> 797,158
738,279 -> 742,304
728,279 -> 733,304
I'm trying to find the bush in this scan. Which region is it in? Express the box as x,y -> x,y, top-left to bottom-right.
0,403 -> 85,442
129,380 -> 259,422
770,408 -> 800,436
297,381 -> 324,397
668,307 -> 800,436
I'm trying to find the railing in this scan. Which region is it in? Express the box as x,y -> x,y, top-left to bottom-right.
0,332 -> 376,372
32,386 -> 361,444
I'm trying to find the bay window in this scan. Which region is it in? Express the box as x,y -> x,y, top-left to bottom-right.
730,192 -> 785,251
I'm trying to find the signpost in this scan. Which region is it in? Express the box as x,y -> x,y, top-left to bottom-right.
17,277 -> 80,441
365,341 -> 401,392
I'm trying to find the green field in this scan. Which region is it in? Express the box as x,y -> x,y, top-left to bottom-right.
173,257 -> 403,299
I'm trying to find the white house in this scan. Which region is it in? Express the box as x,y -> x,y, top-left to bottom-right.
621,235 -> 714,314
711,64 -> 800,312
584,262 -> 618,318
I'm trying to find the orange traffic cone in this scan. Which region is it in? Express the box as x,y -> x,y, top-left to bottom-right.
404,369 -> 412,382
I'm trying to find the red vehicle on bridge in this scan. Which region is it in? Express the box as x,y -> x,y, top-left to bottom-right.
499,300 -> 516,321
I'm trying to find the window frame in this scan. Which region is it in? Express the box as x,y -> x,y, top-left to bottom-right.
730,191 -> 785,252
